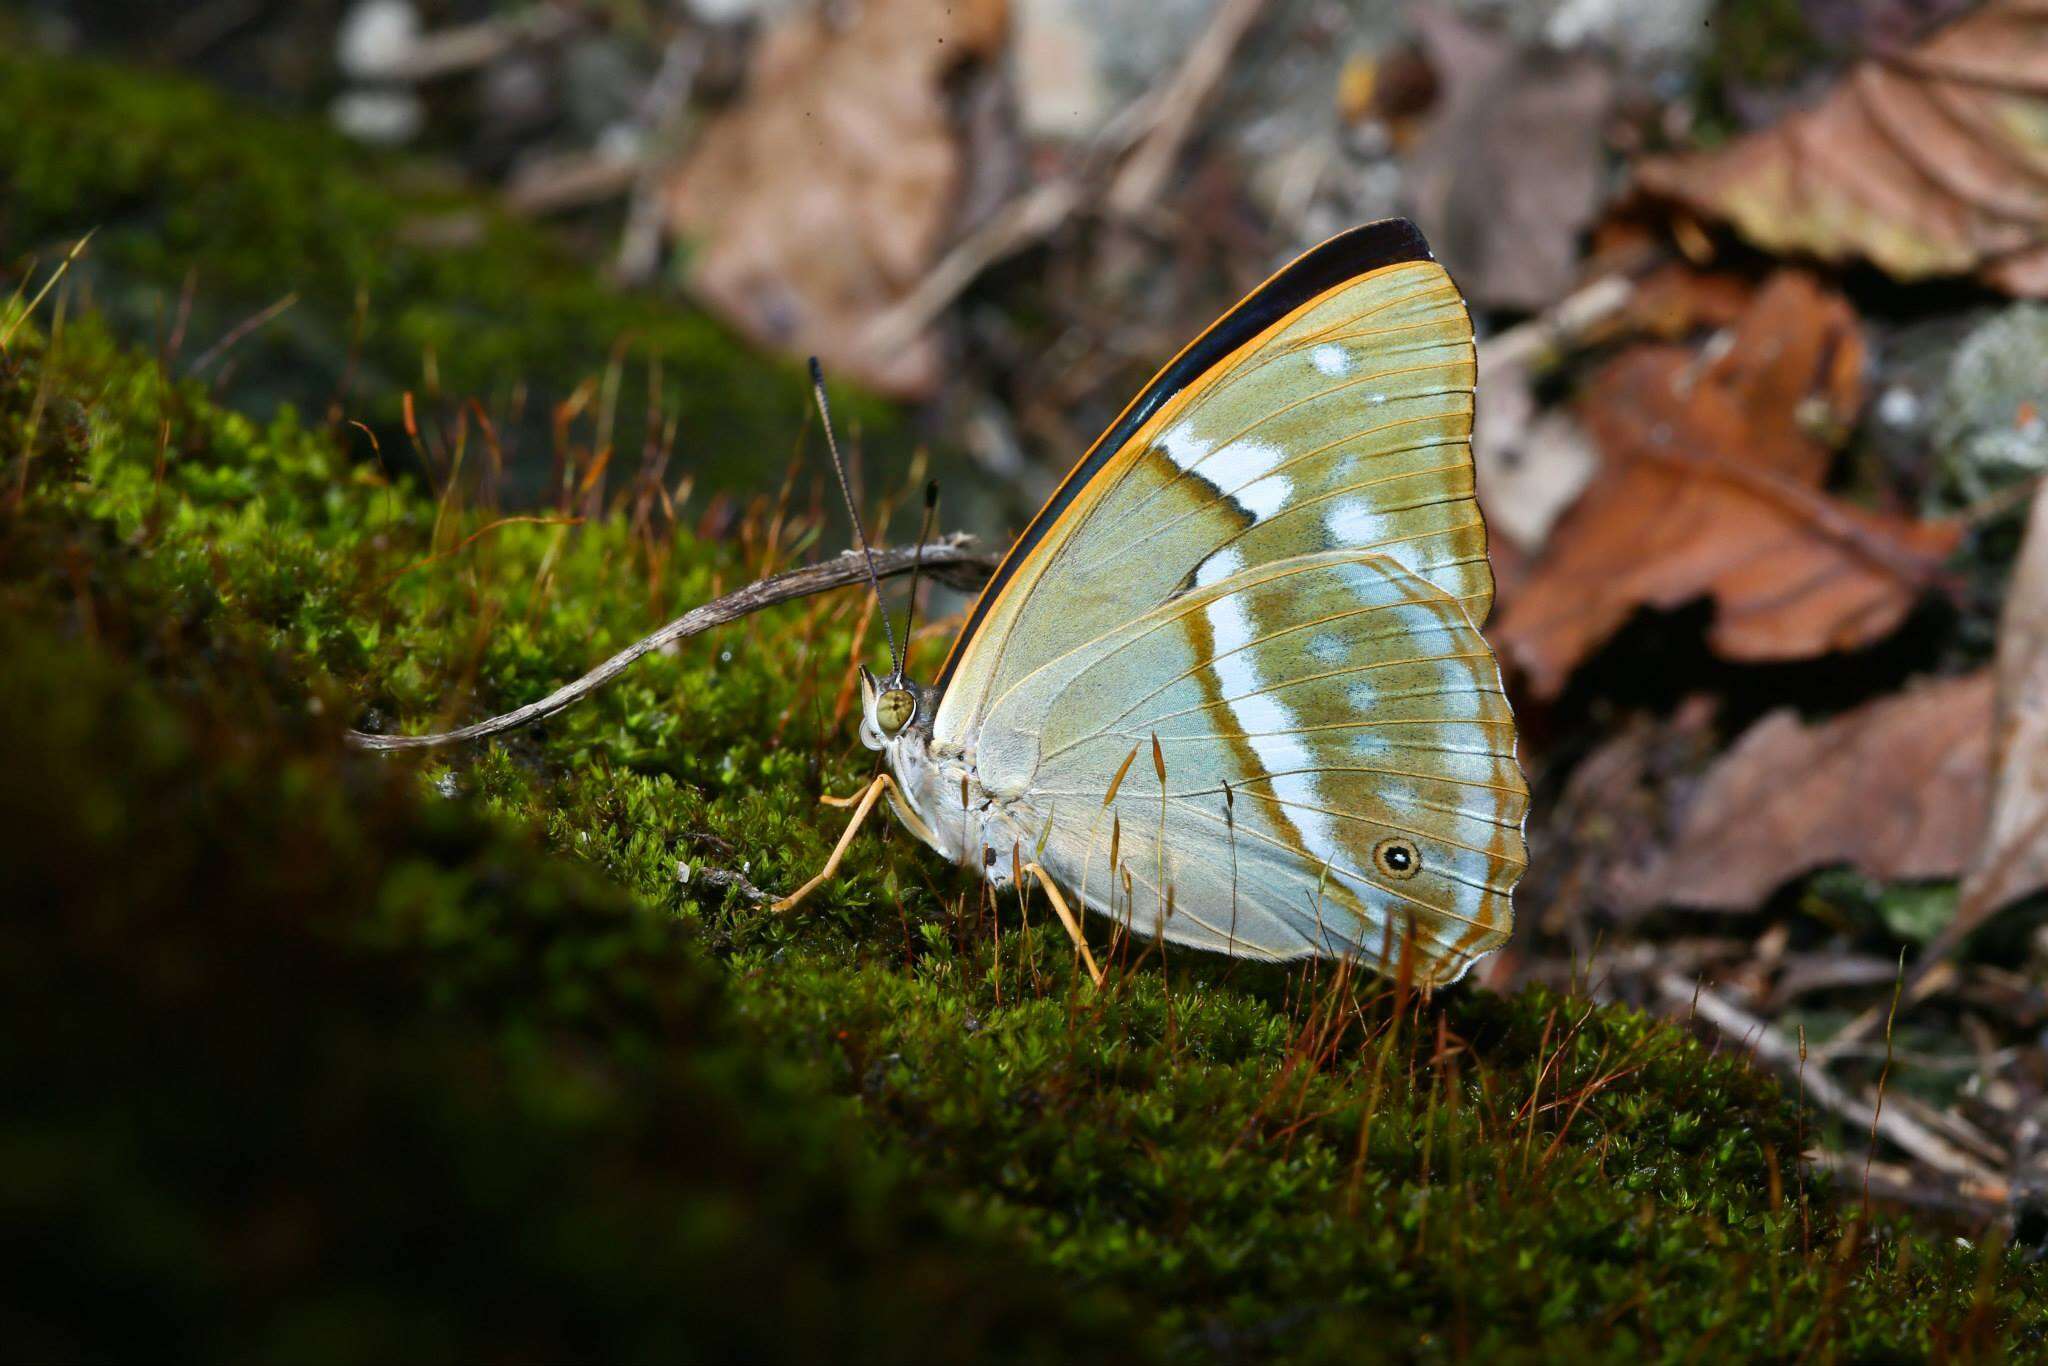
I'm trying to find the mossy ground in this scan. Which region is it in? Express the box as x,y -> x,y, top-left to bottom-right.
0,49 -> 899,502
4,295 -> 2045,1361
4,38 -> 2046,1363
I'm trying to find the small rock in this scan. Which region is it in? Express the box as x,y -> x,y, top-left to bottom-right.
337,0 -> 421,82
1933,303 -> 2048,505
1876,383 -> 1923,429
331,89 -> 425,145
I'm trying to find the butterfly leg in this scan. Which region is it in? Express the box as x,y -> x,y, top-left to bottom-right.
820,773 -> 940,843
772,773 -> 889,913
1023,861 -> 1104,989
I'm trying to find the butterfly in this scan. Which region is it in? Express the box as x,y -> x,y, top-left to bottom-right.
778,218 -> 1527,989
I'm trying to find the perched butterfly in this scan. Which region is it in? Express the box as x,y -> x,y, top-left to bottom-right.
780,218 -> 1527,989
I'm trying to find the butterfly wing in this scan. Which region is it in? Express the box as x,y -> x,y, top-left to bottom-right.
978,549 -> 1523,981
934,219 -> 1525,982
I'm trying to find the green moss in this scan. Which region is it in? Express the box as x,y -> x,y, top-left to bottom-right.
0,328 -> 1132,1362
5,298 -> 2046,1358
0,51 -> 899,498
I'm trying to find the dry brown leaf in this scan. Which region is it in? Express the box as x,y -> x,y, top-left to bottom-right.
1492,272 -> 1961,698
663,0 -> 1008,399
1405,9 -> 1615,311
1639,2 -> 2048,294
1951,478 -> 2048,934
1630,673 -> 1994,913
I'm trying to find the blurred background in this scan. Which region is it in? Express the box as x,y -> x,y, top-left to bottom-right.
8,0 -> 2048,1323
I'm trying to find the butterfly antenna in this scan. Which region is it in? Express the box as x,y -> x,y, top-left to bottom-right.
809,356 -> 898,675
896,480 -> 939,683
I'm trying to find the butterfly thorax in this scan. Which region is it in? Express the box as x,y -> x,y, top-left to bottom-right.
858,667 -> 1032,887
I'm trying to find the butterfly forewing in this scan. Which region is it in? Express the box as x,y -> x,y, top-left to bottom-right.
930,221 -> 1526,983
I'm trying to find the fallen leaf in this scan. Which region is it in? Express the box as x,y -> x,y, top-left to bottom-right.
1612,262 -> 1754,342
1492,272 -> 1961,697
1639,2 -> 2048,294
1630,673 -> 1993,912
1952,478 -> 2048,934
663,0 -> 1008,399
1404,9 -> 1615,311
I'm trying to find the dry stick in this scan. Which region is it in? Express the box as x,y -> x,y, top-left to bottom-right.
350,2 -> 580,83
686,865 -> 772,905
862,180 -> 1084,354
345,535 -> 995,752
1805,1148 -> 2002,1220
1654,972 -> 2008,1203
861,0 -> 1270,352
1809,960 -> 1960,1068
1476,274 -> 1635,381
1104,0 -> 1272,219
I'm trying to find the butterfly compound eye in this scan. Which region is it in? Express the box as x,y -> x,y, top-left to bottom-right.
1373,837 -> 1422,880
875,688 -> 915,737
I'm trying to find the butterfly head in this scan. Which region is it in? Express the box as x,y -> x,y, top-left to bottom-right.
858,664 -> 931,751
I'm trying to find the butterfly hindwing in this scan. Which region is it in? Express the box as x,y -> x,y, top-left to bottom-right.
977,550 -> 1524,979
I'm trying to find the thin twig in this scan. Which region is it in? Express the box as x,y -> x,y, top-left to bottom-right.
1634,442 -> 1958,591
685,864 -> 773,905
346,534 -> 994,751
1805,1148 -> 2004,1220
1477,274 -> 1635,381
1105,0 -> 1272,220
615,31 -> 706,283
862,180 -> 1084,353
344,2 -> 580,83
1655,972 -> 2008,1202
188,292 -> 298,376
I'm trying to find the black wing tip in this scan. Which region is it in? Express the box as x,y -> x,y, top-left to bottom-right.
1320,217 -> 1435,272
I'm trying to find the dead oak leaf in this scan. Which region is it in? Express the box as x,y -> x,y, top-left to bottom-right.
1629,672 -> 1994,912
663,0 -> 1007,399
1492,272 -> 1961,698
1639,1 -> 2048,294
